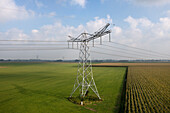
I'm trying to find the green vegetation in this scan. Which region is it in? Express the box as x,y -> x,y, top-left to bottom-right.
68,95 -> 102,105
125,66 -> 170,113
0,62 -> 126,113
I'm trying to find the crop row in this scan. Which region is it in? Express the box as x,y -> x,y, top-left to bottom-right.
125,66 -> 170,113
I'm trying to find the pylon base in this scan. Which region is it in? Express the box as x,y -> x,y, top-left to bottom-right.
68,95 -> 103,105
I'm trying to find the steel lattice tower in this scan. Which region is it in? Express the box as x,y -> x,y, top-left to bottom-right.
68,23 -> 111,100
70,34 -> 101,99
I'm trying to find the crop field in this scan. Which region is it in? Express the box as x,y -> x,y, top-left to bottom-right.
125,66 -> 170,113
0,62 -> 126,113
94,63 -> 170,112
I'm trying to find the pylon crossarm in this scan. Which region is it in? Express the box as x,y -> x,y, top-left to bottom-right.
68,24 -> 111,43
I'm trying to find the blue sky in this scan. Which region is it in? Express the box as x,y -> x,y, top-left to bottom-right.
1,0 -> 170,32
0,0 -> 170,59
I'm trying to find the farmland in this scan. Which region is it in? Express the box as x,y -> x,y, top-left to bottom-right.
125,66 -> 170,113
0,62 -> 126,113
1,62 -> 170,113
94,63 -> 170,113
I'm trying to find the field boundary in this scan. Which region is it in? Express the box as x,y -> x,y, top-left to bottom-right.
92,65 -> 128,113
118,67 -> 128,113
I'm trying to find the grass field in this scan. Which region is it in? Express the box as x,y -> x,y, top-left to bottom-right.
125,66 -> 170,113
0,62 -> 126,113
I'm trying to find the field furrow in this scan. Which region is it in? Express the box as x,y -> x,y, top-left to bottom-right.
125,66 -> 170,113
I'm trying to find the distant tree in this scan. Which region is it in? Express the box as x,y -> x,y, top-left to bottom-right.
75,59 -> 79,62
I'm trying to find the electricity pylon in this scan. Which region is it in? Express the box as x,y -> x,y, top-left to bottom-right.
68,23 -> 111,100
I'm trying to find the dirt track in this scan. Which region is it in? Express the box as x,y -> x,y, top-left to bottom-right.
0,66 -> 8,68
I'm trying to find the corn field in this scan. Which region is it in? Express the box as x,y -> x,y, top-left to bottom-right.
125,66 -> 170,113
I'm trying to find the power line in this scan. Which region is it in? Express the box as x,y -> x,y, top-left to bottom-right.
91,50 -> 140,60
91,50 -> 169,60
0,40 -> 67,42
92,46 -> 151,59
0,44 -> 67,47
102,44 -> 152,56
0,42 -> 168,59
91,50 -> 143,60
109,41 -> 170,57
1,39 -> 169,57
102,44 -> 169,59
0,48 -> 78,51
93,45 -> 170,60
0,39 -> 169,59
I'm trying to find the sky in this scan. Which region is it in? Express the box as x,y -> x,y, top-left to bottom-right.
0,0 -> 170,60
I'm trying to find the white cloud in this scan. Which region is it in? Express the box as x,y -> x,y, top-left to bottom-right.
35,0 -> 45,8
48,12 -> 56,17
32,29 -> 39,33
0,15 -> 112,59
0,0 -> 34,23
0,15 -> 170,59
1,15 -> 169,46
56,0 -> 86,8
0,28 -> 28,40
71,0 -> 86,8
113,26 -> 122,35
165,10 -> 170,17
111,16 -> 170,54
124,16 -> 153,29
86,15 -> 112,33
68,15 -> 76,19
128,0 -> 170,6
124,16 -> 138,28
0,15 -> 111,41
29,15 -> 111,41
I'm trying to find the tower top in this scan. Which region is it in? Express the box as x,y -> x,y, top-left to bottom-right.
68,23 -> 111,42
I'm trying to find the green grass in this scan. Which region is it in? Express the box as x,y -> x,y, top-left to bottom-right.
0,62 -> 126,113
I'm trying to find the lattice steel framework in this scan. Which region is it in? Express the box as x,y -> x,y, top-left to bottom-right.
68,23 -> 111,99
